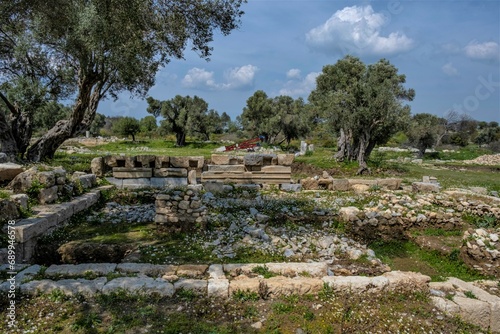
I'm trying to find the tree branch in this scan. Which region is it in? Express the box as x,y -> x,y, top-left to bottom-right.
0,90 -> 18,115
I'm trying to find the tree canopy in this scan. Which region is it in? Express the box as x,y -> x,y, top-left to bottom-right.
309,56 -> 415,173
406,113 -> 441,157
0,0 -> 245,161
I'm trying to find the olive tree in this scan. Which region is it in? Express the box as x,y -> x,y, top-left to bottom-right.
309,56 -> 415,174
0,0 -> 245,161
406,113 -> 441,157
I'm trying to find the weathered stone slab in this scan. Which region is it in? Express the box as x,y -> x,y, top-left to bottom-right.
176,264 -> 208,278
105,177 -> 123,188
210,154 -> 230,165
21,278 -> 107,296
102,277 -> 174,297
38,171 -> 56,187
174,279 -> 207,294
322,276 -> 389,292
113,167 -> 152,178
266,277 -> 323,297
412,182 -> 440,193
454,296 -> 492,330
277,154 -> 295,166
331,179 -> 351,191
69,192 -> 99,212
170,156 -> 204,169
377,178 -> 402,190
14,217 -> 51,243
229,278 -> 261,295
38,185 -> 58,204
122,178 -> 152,189
0,199 -> 18,222
33,202 -> 74,225
116,263 -> 177,277
0,163 -> 24,182
135,155 -> 156,168
154,168 -> 187,177
244,154 -> 263,166
261,166 -> 291,173
265,263 -> 328,278
11,194 -> 28,211
208,264 -> 226,280
150,177 -> 187,188
91,157 -> 105,176
224,264 -> 261,276
381,271 -> 430,290
76,174 -> 97,189
155,156 -> 170,168
280,184 -> 302,192
444,277 -> 500,303
188,170 -> 197,185
207,165 -> 246,172
208,279 -> 229,298
15,264 -> 41,283
348,179 -> 378,186
45,263 -> 117,278
430,296 -> 460,314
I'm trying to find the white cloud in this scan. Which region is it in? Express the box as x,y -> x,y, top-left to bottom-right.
305,5 -> 414,56
442,62 -> 459,77
464,41 -> 500,60
182,65 -> 258,90
223,65 -> 259,89
286,69 -> 301,79
279,71 -> 320,97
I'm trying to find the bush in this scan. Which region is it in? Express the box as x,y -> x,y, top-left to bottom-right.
489,141 -> 500,153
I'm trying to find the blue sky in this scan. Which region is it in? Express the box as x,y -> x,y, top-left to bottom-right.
98,0 -> 500,123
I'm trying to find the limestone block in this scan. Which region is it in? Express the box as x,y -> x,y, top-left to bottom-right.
15,264 -> 41,283
377,178 -> 402,190
277,154 -> 295,166
318,178 -> 333,189
430,296 -> 460,314
113,167 -> 152,179
412,182 -> 440,193
224,264 -> 261,276
188,170 -> 197,185
77,174 -> 97,189
70,192 -> 99,212
208,279 -> 229,298
104,155 -> 127,168
116,263 -> 176,277
105,177 -> 123,188
445,277 -> 500,303
244,154 -> 263,166
339,207 -> 360,222
45,263 -> 117,277
208,264 -> 226,280
265,263 -> 328,278
322,276 -> 389,293
300,178 -> 319,190
38,185 -> 58,204
154,168 -> 187,177
351,184 -> 370,194
266,277 -> 323,297
102,277 -> 174,297
38,171 -> 56,188
8,167 -> 38,193
0,163 -> 24,182
454,296 -> 491,330
21,278 -> 107,297
155,156 -> 170,168
174,279 -> 207,294
135,155 -> 156,168
207,165 -> 246,172
261,154 -> 278,165
0,199 -> 19,222
91,157 -> 105,176
170,156 -> 204,169
331,179 -> 351,191
229,278 -> 261,295
348,179 -> 378,187
13,217 -> 48,242
261,166 -> 291,174
211,154 -> 230,165
34,202 -> 74,225
151,177 -> 187,188
382,271 -> 431,290
176,264 -> 208,278
280,184 -> 302,192
122,178 -> 152,189
491,301 -> 500,333
11,194 -> 29,211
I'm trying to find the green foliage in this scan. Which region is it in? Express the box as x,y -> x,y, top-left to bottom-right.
139,115 -> 158,138
251,265 -> 276,278
462,214 -> 498,229
464,291 -> 477,299
406,113 -> 442,157
26,179 -> 44,203
112,117 -> 141,141
232,290 -> 260,302
0,190 -> 9,199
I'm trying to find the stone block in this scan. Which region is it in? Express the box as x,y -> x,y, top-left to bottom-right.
45,263 -> 117,277
150,177 -> 187,188
377,178 -> 402,190
277,154 -> 295,166
170,156 -> 204,169
208,279 -> 229,298
135,155 -> 156,168
105,177 -> 123,188
38,171 -> 56,187
21,278 -> 107,297
116,263 -> 176,277
38,185 -> 58,204
11,194 -> 29,211
208,264 -> 226,280
280,183 -> 302,192
104,155 -> 127,168
154,168 -> 187,177
322,276 -> 389,293
77,174 -> 97,189
229,278 -> 261,295
261,166 -> 291,173
155,156 -> 170,168
91,157 -> 105,176
331,179 -> 351,191
352,184 -> 370,194
207,165 -> 246,172
265,262 -> 328,278
176,264 -> 208,278
122,178 -> 152,189
210,154 -> 230,165
174,279 -> 207,294
188,170 -> 197,184
454,296 -> 491,330
412,182 -> 440,193
244,154 -> 263,166
112,167 -> 152,178
102,277 -> 174,297
338,207 -> 360,222
0,199 -> 18,222
0,163 -> 24,182
266,277 -> 323,297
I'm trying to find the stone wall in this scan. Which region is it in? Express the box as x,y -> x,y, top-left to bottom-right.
155,186 -> 207,233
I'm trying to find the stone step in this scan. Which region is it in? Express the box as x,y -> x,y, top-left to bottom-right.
112,167 -> 153,178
